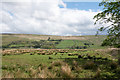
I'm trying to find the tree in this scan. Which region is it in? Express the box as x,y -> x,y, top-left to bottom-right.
48,37 -> 51,41
93,0 -> 120,48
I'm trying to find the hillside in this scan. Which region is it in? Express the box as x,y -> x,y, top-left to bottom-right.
1,34 -> 108,49
2,34 -> 120,78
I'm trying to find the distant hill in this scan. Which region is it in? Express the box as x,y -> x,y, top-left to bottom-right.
1,34 -> 108,49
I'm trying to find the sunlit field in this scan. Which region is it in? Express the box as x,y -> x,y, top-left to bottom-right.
1,34 -> 120,78
1,0 -> 120,79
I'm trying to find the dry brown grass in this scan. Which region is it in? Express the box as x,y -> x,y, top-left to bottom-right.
12,34 -> 87,40
61,64 -> 74,78
94,67 -> 101,78
2,71 -> 14,78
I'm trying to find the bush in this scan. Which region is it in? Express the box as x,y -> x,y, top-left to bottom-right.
37,53 -> 41,55
83,61 -> 97,70
100,72 -> 115,78
115,67 -> 120,74
55,42 -> 59,44
30,53 -> 34,55
78,55 -> 82,58
118,58 -> 120,65
94,68 -> 101,78
48,56 -> 53,59
2,65 -> 8,70
109,61 -> 118,69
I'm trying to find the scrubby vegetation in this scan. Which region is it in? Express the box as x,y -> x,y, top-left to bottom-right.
2,39 -> 62,49
1,34 -> 109,49
2,48 -> 120,78
1,34 -> 120,79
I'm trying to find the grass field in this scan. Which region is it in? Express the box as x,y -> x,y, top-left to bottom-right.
1,34 -> 109,49
1,34 -> 120,78
2,48 -> 120,78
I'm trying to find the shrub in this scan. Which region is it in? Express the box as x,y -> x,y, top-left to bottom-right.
118,58 -> 120,65
48,56 -> 53,59
55,42 -> 59,44
47,37 -> 50,41
54,53 -> 57,55
109,61 -> 118,69
41,53 -> 45,55
2,65 -> 8,70
88,55 -> 93,59
30,53 -> 34,55
72,60 -> 78,66
115,67 -> 120,74
48,66 -> 52,69
102,57 -> 108,60
100,72 -> 115,78
83,61 -> 97,70
94,68 -> 101,78
2,53 -> 6,56
78,55 -> 82,58
37,53 -> 41,55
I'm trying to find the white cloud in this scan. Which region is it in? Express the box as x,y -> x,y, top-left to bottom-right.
1,0 -> 100,36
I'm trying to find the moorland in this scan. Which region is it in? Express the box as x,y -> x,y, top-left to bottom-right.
1,34 -> 120,78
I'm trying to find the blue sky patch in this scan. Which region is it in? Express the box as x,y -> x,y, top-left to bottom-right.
63,2 -> 103,11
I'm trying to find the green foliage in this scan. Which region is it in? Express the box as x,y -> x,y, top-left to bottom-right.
2,34 -> 109,49
94,0 -> 120,48
109,61 -> 118,69
56,39 -> 105,49
82,61 -> 98,70
100,72 -> 116,78
2,40 -> 61,49
2,49 -> 120,78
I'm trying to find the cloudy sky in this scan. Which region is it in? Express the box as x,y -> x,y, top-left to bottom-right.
0,0 -> 105,36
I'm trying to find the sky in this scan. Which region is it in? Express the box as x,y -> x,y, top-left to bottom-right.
0,0 -> 106,36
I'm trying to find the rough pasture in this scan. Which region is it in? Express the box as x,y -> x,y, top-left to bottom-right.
2,34 -> 109,49
2,49 -> 115,61
2,48 -> 120,78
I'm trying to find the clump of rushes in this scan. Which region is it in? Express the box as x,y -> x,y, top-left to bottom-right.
2,53 -> 6,56
48,66 -> 53,69
48,56 -> 53,59
109,61 -> 118,69
94,67 -> 101,78
2,71 -> 14,78
118,58 -> 120,65
37,69 -> 47,78
83,61 -> 97,70
115,67 -> 120,75
72,60 -> 78,66
51,61 -> 65,66
73,66 -> 82,73
72,60 -> 82,72
15,68 -> 28,78
29,66 -> 38,77
30,53 -> 34,55
37,53 -> 41,55
2,65 -> 8,70
78,55 -> 82,58
37,67 -> 56,78
38,64 -> 47,70
61,64 -> 74,78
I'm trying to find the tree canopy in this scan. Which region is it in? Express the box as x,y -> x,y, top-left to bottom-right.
94,0 -> 120,48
